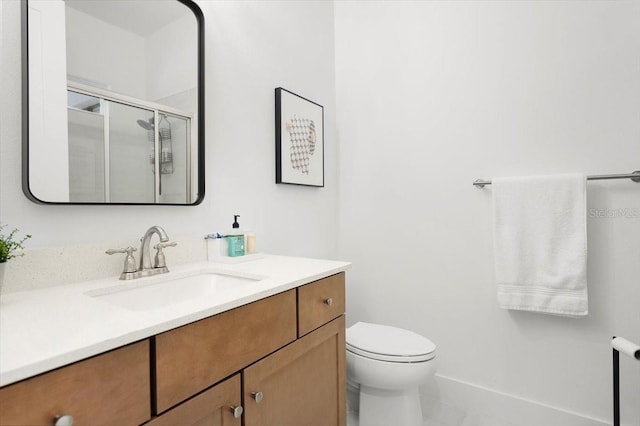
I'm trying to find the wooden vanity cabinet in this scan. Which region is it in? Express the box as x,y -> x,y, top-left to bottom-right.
0,272 -> 346,426
152,272 -> 346,425
0,341 -> 150,426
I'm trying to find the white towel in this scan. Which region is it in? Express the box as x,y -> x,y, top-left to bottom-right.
492,174 -> 588,317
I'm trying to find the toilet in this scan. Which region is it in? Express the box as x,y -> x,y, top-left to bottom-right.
346,322 -> 436,426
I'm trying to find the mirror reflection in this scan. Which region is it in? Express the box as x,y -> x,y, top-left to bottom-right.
24,0 -> 203,204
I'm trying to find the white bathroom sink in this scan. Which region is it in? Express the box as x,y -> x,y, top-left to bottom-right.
86,270 -> 265,311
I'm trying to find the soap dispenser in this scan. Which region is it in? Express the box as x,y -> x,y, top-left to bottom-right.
227,215 -> 245,257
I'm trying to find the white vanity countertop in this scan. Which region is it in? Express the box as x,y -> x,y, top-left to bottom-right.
0,255 -> 350,387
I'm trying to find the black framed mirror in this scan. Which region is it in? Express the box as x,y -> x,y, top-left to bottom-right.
21,0 -> 204,205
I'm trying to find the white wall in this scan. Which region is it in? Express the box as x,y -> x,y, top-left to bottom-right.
335,1 -> 640,424
145,13 -> 197,103
1,0 -> 338,260
65,6 -> 146,99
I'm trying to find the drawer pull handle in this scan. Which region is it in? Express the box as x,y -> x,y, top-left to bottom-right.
230,405 -> 244,418
54,415 -> 74,426
252,391 -> 264,403
324,298 -> 333,306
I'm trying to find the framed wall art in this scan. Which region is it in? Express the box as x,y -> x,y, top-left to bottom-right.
275,88 -> 324,187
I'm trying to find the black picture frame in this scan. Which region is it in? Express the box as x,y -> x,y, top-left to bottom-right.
275,88 -> 324,187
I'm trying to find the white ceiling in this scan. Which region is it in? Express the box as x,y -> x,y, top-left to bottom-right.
64,0 -> 192,37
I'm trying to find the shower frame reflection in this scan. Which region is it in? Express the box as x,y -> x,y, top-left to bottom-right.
67,82 -> 193,204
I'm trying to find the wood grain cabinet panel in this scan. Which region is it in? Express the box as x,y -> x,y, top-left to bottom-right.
145,374 -> 241,426
154,290 -> 297,413
298,273 -> 345,337
243,316 -> 346,426
0,341 -> 150,426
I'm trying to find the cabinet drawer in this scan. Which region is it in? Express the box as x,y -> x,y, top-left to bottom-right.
298,273 -> 345,337
0,340 -> 150,426
155,289 -> 297,413
146,374 -> 241,426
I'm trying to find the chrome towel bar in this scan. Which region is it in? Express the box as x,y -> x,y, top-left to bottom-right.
473,171 -> 640,188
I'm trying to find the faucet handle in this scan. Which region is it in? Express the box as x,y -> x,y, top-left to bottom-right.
106,247 -> 138,274
153,241 -> 177,268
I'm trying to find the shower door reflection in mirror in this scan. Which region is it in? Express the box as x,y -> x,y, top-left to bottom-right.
23,0 -> 203,204
67,87 -> 192,203
107,101 -> 156,204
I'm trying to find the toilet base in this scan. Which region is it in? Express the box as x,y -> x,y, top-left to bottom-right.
358,385 -> 422,426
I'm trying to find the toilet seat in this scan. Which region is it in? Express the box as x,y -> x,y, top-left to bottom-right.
346,322 -> 436,363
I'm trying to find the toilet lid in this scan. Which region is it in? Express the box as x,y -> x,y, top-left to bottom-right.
346,322 -> 436,363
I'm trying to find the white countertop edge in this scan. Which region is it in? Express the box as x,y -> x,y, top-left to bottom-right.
0,255 -> 350,387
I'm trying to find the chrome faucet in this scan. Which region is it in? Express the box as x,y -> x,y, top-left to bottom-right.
106,225 -> 177,280
139,225 -> 169,271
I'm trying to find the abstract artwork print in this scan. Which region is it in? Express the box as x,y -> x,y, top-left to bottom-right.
285,115 -> 316,175
275,88 -> 324,186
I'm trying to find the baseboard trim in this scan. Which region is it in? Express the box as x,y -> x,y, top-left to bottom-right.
421,374 -> 611,426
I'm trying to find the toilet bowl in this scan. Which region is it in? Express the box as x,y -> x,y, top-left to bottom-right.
346,322 -> 436,426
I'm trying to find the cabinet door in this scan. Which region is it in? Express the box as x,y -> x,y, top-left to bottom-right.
0,341 -> 150,426
243,316 -> 346,426
146,375 -> 241,426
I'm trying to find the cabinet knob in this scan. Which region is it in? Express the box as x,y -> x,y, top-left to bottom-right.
54,415 -> 74,426
230,405 -> 243,418
251,391 -> 264,403
324,298 -> 333,306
